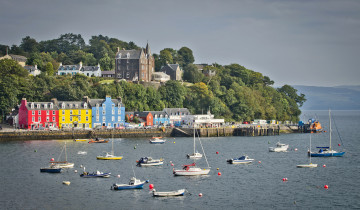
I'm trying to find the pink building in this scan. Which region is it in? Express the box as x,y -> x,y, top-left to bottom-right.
19,98 -> 59,130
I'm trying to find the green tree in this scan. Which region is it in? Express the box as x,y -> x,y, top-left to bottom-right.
177,47 -> 194,66
159,80 -> 186,108
20,36 -> 39,54
45,62 -> 54,76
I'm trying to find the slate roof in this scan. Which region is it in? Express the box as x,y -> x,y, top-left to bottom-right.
81,66 -> 100,72
163,108 -> 191,115
148,111 -> 168,117
57,101 -> 89,109
87,99 -> 124,107
26,102 -> 59,110
115,50 -> 142,59
58,64 -> 81,70
134,111 -> 152,118
101,71 -> 115,75
9,54 -> 27,62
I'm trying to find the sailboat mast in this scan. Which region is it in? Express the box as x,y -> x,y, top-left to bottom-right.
309,134 -> 312,163
193,124 -> 196,154
111,140 -> 114,156
65,142 -> 67,162
329,109 -> 332,151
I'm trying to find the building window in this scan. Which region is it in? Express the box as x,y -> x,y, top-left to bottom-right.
31,103 -> 34,109
79,116 -> 81,122
69,104 -> 73,108
62,116 -> 65,122
50,103 -> 53,109
79,110 -> 81,115
70,110 -> 73,115
37,104 -> 40,109
32,117 -> 35,122
32,111 -> 35,115
112,104 -> 115,108
118,109 -> 121,114
62,103 -> 65,109
44,104 -> 47,109
96,110 -> 99,115
62,110 -> 65,115
46,117 -> 49,122
126,72 -> 130,78
38,111 -> 41,115
46,111 -> 49,115
112,116 -> 115,122
102,116 -> 106,122
38,117 -> 41,122
70,117 -> 73,121
84,103 -> 87,108
112,109 -> 115,114
75,104 -> 78,108
52,111 -> 55,115
86,110 -> 88,115
103,104 -> 106,109
86,116 -> 89,121
102,110 -> 106,115
96,116 -> 99,122
118,116 -> 121,122
52,117 -> 55,121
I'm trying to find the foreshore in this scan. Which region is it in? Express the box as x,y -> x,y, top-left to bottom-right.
0,125 -> 297,141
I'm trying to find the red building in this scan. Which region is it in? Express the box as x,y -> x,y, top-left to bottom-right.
19,98 -> 59,130
134,112 -> 153,126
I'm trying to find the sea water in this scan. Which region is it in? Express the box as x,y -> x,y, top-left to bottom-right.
0,110 -> 359,209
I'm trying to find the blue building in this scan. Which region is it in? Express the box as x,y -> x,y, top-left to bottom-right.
150,111 -> 170,125
89,96 -> 125,128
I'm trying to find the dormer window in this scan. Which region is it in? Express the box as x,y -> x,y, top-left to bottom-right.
69,104 -> 73,108
75,104 -> 78,108
31,103 -> 34,109
50,103 -> 53,109
96,104 -> 99,108
126,52 -> 130,58
118,103 -> 121,107
84,103 -> 87,108
37,104 -> 40,109
44,104 -> 47,109
102,104 -> 106,109
61,103 -> 65,109
116,53 -> 122,59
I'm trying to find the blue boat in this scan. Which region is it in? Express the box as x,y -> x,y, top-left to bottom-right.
40,165 -> 62,173
309,110 -> 345,157
111,177 -> 149,190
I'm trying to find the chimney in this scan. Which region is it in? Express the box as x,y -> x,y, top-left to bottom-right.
51,98 -> 58,105
34,64 -> 37,69
59,62 -> 62,66
117,96 -> 122,103
83,96 -> 90,104
21,98 -> 27,107
79,61 -> 83,67
117,47 -> 120,52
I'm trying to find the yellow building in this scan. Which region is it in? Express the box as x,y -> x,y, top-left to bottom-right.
0,54 -> 27,67
57,100 -> 92,129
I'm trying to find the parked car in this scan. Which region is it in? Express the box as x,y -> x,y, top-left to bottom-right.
144,126 -> 152,129
49,127 -> 59,131
116,126 -> 125,130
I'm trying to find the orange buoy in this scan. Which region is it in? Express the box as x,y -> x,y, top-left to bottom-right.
149,184 -> 154,190
324,185 -> 329,189
218,172 -> 221,176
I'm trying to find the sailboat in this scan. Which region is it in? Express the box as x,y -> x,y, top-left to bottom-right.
173,124 -> 210,176
187,127 -> 203,159
97,140 -> 123,160
309,109 -> 345,157
297,134 -> 318,168
49,142 -> 74,168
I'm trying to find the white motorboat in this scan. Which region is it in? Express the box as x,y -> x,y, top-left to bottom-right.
227,155 -> 254,164
152,189 -> 186,197
173,163 -> 210,176
269,142 -> 289,152
187,152 -> 203,159
137,157 -> 164,166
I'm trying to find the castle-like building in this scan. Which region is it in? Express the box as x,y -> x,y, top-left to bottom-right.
115,43 -> 154,82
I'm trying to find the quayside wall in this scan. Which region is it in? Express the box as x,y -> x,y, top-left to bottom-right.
0,126 -> 289,141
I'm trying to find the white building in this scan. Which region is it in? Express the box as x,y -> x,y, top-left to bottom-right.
57,62 -> 101,77
152,72 -> 170,82
24,65 -> 41,76
183,110 -> 224,127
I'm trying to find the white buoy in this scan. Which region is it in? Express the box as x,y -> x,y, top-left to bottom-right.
117,175 -> 120,178
74,170 -> 78,173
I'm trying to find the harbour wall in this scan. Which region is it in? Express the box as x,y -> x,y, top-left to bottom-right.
0,125 -> 292,141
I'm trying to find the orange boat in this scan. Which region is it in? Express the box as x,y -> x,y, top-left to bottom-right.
88,138 -> 109,143
307,120 -> 322,133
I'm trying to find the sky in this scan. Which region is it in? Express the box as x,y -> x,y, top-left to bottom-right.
1,0 -> 359,87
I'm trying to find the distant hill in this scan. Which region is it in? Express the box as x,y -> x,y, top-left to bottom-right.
293,85 -> 360,110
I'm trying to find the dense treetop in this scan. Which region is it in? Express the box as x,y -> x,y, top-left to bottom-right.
0,34 -> 305,122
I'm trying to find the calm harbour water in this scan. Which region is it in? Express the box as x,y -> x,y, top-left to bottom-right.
1,110 -> 360,210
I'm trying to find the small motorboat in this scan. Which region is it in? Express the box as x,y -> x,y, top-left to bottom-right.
77,151 -> 87,155
88,138 -> 109,143
227,155 -> 254,164
149,137 -> 166,144
80,170 -> 111,178
187,151 -> 203,159
111,177 -> 149,190
152,189 -> 186,197
40,164 -> 62,173
269,142 -> 289,152
136,157 -> 164,166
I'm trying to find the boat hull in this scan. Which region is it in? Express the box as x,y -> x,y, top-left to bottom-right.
96,156 -> 123,160
80,173 -> 111,178
296,163 -> 318,168
139,162 -> 163,166
112,183 -> 145,190
228,160 -> 254,164
153,189 -> 185,197
173,168 -> 210,176
40,168 -> 62,173
309,152 -> 345,157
